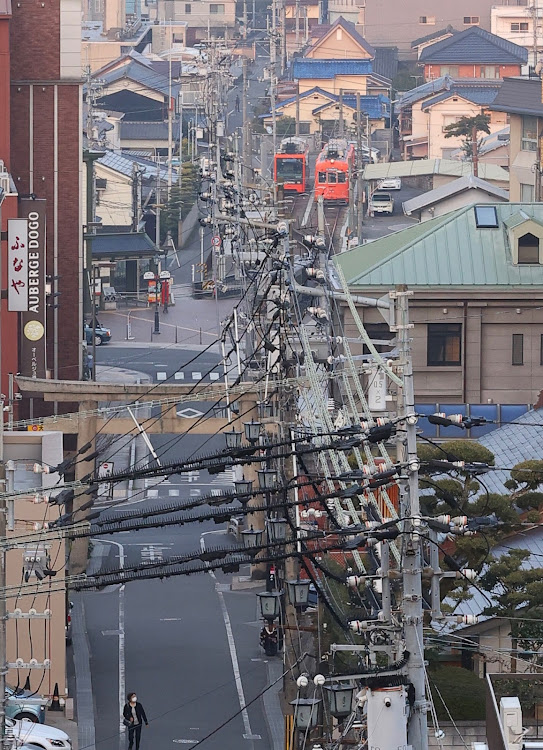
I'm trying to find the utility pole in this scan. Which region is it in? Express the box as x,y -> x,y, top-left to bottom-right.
0,402 -> 6,750
131,163 -> 142,231
393,285 -> 428,750
471,123 -> 479,178
530,4 -> 539,70
356,93 -> 364,243
242,58 -> 251,183
338,89 -> 344,137
167,50 -> 174,199
295,0 -> 300,49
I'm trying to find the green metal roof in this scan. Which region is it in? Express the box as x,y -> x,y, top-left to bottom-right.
362,159 -> 509,183
335,203 -> 543,288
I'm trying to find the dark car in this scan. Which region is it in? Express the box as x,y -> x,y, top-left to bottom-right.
84,322 -> 111,346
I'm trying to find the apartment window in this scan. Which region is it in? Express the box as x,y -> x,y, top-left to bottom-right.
419,15 -> 436,24
511,21 -> 529,31
517,232 -> 540,263
463,15 -> 480,24
481,66 -> 500,78
185,3 -> 191,11
298,122 -> 311,135
427,324 -> 462,366
512,334 -> 524,365
521,114 -> 538,151
440,65 -> 459,76
210,3 -> 225,12
520,183 -> 535,202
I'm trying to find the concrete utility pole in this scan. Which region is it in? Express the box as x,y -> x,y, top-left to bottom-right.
530,4 -> 540,69
0,405 -> 6,750
356,93 -> 364,242
242,58 -> 251,182
471,123 -> 479,178
394,285 -> 428,750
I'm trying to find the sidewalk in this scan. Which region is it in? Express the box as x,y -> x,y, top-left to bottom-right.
98,289 -> 235,348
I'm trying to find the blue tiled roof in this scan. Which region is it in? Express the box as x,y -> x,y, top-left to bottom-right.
419,26 -> 527,65
397,76 -> 453,109
421,83 -> 500,110
311,95 -> 389,119
292,58 -> 374,79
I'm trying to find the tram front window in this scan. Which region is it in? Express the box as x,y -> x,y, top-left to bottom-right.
276,158 -> 304,182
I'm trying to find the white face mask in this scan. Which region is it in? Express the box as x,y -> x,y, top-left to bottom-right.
131,697 -> 137,703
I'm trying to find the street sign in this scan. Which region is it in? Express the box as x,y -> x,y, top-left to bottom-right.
98,462 -> 114,478
143,271 -> 155,280
159,270 -> 171,279
27,425 -> 43,432
211,235 -> 221,247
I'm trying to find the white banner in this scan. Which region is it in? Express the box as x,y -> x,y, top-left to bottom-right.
7,219 -> 29,311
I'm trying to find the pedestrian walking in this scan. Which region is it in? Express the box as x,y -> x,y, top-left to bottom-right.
260,622 -> 279,656
235,95 -> 240,113
123,693 -> 148,750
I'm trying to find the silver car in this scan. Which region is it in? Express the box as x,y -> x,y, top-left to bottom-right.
5,685 -> 47,723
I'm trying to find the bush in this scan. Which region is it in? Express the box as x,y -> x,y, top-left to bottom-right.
428,666 -> 486,721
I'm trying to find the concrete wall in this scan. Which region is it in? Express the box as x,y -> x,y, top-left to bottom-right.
361,0 -> 496,58
3,432 -> 66,697
410,96 -> 508,160
491,5 -> 536,67
81,40 -> 124,72
417,189 -> 508,221
345,296 -> 543,405
428,721 -> 487,748
94,163 -> 132,228
298,74 -> 369,94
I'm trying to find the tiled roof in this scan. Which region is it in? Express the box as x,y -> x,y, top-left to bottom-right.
411,25 -> 458,48
307,17 -> 376,58
397,76 -> 453,109
312,94 -> 390,119
362,158 -> 509,182
91,232 -> 159,260
421,83 -> 501,110
335,202 -> 543,288
489,75 -> 543,117
100,60 -> 181,98
97,151 -> 169,181
373,47 -> 398,81
120,121 -> 181,141
292,58 -> 374,79
419,25 -> 528,65
402,175 -> 509,215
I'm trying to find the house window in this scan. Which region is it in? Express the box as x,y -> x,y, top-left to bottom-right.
474,205 -> 498,228
185,3 -> 191,11
442,114 -> 461,131
481,66 -> 500,78
517,232 -> 540,263
440,65 -> 459,76
521,115 -> 538,151
520,182 -> 535,201
298,122 -> 311,135
512,334 -> 524,365
427,324 -> 462,366
463,15 -> 480,24
210,3 -> 224,12
511,21 -> 529,31
419,15 -> 435,24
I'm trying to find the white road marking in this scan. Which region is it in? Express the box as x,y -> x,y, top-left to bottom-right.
200,531 -> 261,742
168,489 -> 180,497
173,740 -> 198,744
210,372 -> 220,381
174,371 -> 185,380
160,618 -> 183,622
156,372 -> 167,381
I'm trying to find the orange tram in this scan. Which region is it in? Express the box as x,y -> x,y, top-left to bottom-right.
273,137 -> 310,194
314,138 -> 355,203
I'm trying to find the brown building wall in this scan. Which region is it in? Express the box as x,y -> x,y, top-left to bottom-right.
345,295 -> 543,405
425,63 -> 522,79
10,1 -> 82,384
362,0 -> 496,58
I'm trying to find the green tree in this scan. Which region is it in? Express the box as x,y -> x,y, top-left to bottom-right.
160,160 -> 199,244
443,113 -> 491,160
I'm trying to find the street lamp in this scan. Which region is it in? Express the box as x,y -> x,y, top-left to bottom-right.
258,469 -> 278,491
258,401 -> 274,419
224,429 -> 243,450
234,478 -> 253,502
287,577 -> 311,609
267,517 -> 289,543
290,697 -> 321,730
323,684 -> 356,719
241,525 -> 264,549
257,590 -> 282,621
244,420 -> 262,443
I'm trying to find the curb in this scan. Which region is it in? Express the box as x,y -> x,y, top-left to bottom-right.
71,593 -> 96,750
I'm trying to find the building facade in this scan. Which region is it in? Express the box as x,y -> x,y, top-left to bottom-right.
10,0 -> 83,384
336,202 -> 543,406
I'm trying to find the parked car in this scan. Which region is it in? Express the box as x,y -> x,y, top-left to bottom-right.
5,685 -> 47,723
84,321 -> 111,346
369,191 -> 394,216
378,177 -> 402,190
9,718 -> 71,750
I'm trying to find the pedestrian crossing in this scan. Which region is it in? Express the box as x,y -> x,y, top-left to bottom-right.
143,468 -> 235,500
156,369 -> 223,383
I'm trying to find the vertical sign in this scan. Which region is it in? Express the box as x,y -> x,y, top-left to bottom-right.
7,219 -> 29,311
367,366 -> 387,412
19,198 -> 47,379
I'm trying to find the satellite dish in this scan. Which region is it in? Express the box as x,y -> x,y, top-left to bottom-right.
266,126 -> 273,134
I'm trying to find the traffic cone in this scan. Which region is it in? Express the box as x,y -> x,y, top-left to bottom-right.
49,683 -> 61,712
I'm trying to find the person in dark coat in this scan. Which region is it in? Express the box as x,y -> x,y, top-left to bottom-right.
123,693 -> 148,750
260,622 -> 278,656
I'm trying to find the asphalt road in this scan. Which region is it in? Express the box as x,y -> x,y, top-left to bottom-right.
363,183 -> 423,242
85,345 -> 274,750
